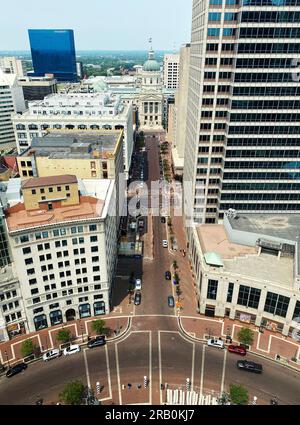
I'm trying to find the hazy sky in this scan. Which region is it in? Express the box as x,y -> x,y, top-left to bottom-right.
0,0 -> 193,51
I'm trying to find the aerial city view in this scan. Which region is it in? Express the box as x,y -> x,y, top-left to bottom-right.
0,0 -> 300,411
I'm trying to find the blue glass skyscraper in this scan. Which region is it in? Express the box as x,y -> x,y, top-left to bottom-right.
28,29 -> 77,82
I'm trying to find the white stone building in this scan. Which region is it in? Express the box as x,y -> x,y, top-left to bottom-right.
0,57 -> 24,78
0,70 -> 26,151
163,53 -> 180,89
188,210 -> 300,337
137,48 -> 164,132
4,175 -> 117,333
0,264 -> 27,342
11,92 -> 134,179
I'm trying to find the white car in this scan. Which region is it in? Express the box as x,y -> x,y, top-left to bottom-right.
207,338 -> 224,349
135,279 -> 142,291
162,240 -> 168,248
43,349 -> 61,362
63,344 -> 81,356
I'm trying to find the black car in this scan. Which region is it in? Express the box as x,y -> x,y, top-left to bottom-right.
160,217 -> 166,224
134,291 -> 142,305
6,362 -> 27,378
165,271 -> 171,280
87,336 -> 106,349
237,360 -> 263,374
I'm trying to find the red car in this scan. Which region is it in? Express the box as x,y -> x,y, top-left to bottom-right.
228,345 -> 247,356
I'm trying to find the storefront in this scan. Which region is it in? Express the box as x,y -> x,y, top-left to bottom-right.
94,301 -> 105,316
49,310 -> 63,326
79,303 -> 91,319
235,311 -> 256,325
34,314 -> 48,331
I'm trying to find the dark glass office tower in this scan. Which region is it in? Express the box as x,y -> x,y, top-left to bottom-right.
184,0 -> 300,224
28,29 -> 77,82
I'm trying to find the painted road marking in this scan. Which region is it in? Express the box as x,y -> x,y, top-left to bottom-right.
115,343 -> 122,405
149,331 -> 152,405
115,331 -> 151,405
191,342 -> 195,391
83,348 -> 91,388
99,344 -> 112,402
221,348 -> 227,394
200,345 -> 205,396
158,331 -> 162,405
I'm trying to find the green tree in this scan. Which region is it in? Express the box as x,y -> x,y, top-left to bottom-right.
56,329 -> 72,344
91,319 -> 106,336
21,339 -> 37,357
59,380 -> 86,405
237,327 -> 255,346
173,260 -> 178,270
229,384 -> 249,405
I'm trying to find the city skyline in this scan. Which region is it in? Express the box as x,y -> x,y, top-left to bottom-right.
0,0 -> 193,51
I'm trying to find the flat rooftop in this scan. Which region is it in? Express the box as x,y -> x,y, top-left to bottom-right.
227,214 -> 300,243
0,264 -> 17,285
197,225 -> 257,260
5,179 -> 113,232
21,131 -> 122,160
6,196 -> 102,232
224,253 -> 294,288
197,224 -> 294,287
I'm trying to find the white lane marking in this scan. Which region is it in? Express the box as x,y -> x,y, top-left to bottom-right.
83,348 -> 91,388
191,342 -> 195,391
115,344 -> 122,405
221,348 -> 227,394
200,345 -> 205,396
158,331 -> 163,405
149,331 -> 152,405
103,344 -> 112,401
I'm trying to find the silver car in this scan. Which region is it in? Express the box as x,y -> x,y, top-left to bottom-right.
42,349 -> 61,362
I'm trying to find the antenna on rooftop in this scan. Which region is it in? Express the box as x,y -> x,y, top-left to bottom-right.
149,37 -> 153,50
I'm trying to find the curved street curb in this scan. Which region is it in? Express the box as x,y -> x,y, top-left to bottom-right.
106,316 -> 132,343
177,316 -> 300,374
0,317 -> 133,370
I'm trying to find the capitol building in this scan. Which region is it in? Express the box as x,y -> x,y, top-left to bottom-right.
62,46 -> 175,133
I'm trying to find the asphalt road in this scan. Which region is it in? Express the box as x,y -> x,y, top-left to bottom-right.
1,330 -> 299,405
0,134 -> 299,405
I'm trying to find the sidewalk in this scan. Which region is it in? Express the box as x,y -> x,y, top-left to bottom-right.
180,315 -> 300,371
0,316 -> 129,366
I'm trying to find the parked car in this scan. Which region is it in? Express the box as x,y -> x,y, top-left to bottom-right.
162,240 -> 168,248
87,336 -> 106,349
237,360 -> 263,374
168,296 -> 175,308
161,217 -> 166,224
228,345 -> 247,356
135,278 -> 142,291
42,349 -> 61,362
63,345 -> 80,356
134,291 -> 142,305
6,362 -> 27,378
207,338 -> 225,349
165,271 -> 171,280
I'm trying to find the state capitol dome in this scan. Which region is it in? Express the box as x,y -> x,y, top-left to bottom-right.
143,48 -> 160,72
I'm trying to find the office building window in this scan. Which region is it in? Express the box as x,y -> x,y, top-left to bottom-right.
264,292 -> 290,318
227,283 -> 234,303
237,285 -> 261,309
207,279 -> 218,300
